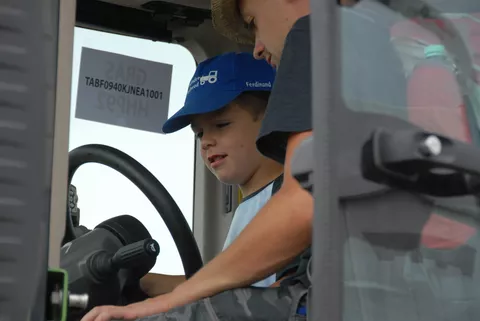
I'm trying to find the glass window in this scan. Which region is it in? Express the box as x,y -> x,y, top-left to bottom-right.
334,2 -> 480,320
69,27 -> 196,275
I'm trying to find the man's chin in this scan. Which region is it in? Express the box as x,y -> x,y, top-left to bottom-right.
270,56 -> 279,69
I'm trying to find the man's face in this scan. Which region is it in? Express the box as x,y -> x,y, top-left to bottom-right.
238,0 -> 309,67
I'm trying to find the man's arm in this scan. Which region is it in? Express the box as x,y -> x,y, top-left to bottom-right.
161,130 -> 314,308
140,273 -> 186,297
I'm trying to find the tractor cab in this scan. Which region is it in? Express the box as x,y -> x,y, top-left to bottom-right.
2,0 -> 480,321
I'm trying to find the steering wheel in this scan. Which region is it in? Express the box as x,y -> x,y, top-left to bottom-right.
64,144 -> 203,279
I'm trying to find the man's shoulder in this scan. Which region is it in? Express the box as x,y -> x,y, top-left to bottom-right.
256,15 -> 312,164
289,14 -> 310,33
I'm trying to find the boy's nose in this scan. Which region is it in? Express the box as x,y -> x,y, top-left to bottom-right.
201,136 -> 216,150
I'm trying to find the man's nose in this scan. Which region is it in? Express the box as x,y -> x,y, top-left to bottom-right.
253,40 -> 266,60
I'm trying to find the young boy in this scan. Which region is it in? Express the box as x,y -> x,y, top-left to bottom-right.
139,51 -> 283,297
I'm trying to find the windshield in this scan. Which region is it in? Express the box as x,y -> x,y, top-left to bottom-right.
69,27 -> 197,276
323,1 -> 480,320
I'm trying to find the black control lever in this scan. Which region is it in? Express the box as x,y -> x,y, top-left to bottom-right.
89,239 -> 160,281
362,128 -> 480,196
112,239 -> 160,269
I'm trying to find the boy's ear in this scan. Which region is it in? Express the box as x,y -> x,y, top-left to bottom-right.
255,109 -> 267,121
190,115 -> 201,132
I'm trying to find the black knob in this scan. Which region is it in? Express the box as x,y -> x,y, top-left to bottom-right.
111,239 -> 160,269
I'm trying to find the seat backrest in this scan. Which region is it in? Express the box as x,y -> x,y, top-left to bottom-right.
390,14 -> 480,144
389,13 -> 480,250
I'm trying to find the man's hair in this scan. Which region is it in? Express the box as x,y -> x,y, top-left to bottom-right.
234,91 -> 271,121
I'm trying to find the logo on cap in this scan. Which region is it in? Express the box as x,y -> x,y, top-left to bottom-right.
245,81 -> 272,88
188,70 -> 219,94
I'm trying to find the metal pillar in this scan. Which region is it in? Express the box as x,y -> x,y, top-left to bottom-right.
0,0 -> 72,319
310,0 -> 342,320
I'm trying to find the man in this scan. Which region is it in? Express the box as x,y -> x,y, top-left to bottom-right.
81,0 -> 406,320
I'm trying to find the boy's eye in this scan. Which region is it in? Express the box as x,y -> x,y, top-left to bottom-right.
216,122 -> 231,129
194,123 -> 230,139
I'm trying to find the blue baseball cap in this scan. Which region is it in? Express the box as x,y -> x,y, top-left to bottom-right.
162,52 -> 276,134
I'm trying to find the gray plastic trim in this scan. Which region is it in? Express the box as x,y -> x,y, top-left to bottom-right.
309,0 -> 342,320
0,0 -> 60,319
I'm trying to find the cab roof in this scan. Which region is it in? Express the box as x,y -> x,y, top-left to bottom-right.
76,0 -> 249,61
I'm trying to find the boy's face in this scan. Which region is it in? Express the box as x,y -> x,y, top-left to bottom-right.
191,102 -> 264,185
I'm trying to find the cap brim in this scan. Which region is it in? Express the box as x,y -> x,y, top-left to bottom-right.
162,89 -> 244,134
211,0 -> 255,45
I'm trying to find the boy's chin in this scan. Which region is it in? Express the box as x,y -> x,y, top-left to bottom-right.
216,176 -> 237,186
214,171 -> 239,186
